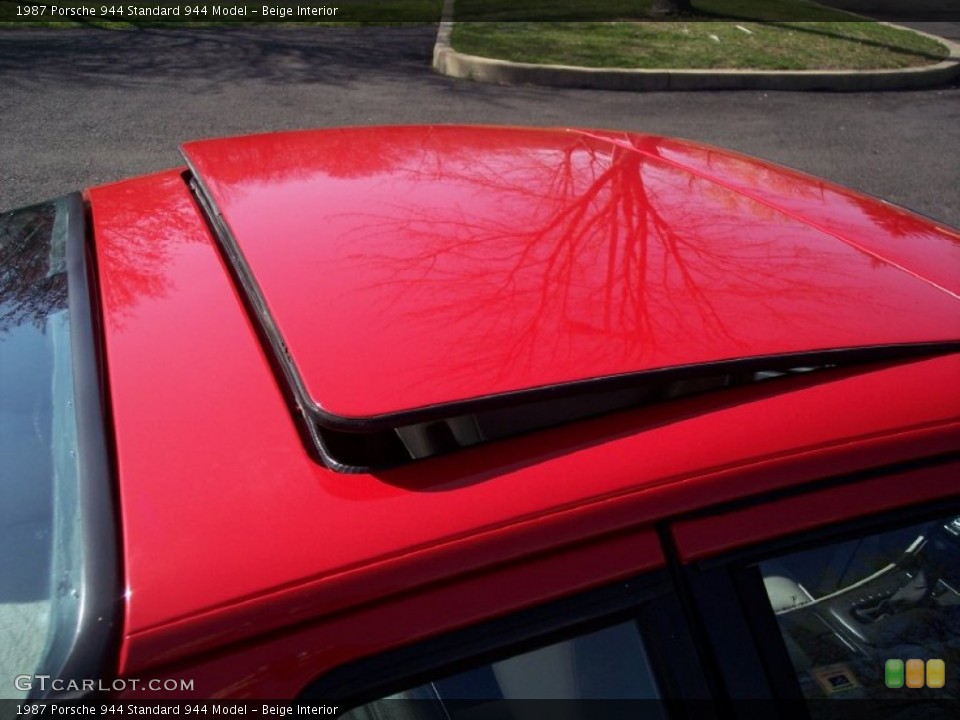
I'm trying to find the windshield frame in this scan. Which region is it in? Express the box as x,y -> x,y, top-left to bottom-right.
1,192 -> 120,699
44,191 -> 120,698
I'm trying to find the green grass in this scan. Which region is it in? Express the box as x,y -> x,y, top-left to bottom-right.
451,21 -> 949,70
450,0 -> 949,71
452,0 -> 858,22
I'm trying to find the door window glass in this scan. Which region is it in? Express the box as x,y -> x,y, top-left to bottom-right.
759,512 -> 960,703
341,621 -> 665,720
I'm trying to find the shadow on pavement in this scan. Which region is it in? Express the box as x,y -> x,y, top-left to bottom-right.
816,0 -> 959,22
0,25 -> 442,89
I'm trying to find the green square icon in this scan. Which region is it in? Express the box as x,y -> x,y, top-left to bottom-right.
885,659 -> 904,688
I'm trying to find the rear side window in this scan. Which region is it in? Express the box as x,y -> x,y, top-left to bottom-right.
339,623 -> 669,720
346,620 -> 662,714
306,573 -> 703,717
759,511 -> 960,705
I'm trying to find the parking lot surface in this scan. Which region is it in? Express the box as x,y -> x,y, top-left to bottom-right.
2,25 -> 959,227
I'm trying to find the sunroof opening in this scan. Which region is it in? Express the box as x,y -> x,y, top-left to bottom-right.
314,365 -> 828,471
184,169 -> 959,476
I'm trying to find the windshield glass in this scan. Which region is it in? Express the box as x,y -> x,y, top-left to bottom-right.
0,197 -> 86,699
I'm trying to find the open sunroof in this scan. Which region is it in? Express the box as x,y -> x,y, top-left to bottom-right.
305,352 -> 955,471
181,126 -> 960,472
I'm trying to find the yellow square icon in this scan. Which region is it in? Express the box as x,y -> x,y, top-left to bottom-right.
927,659 -> 945,689
906,659 -> 925,688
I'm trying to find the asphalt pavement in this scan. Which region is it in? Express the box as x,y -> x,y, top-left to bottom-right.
1,25 -> 958,227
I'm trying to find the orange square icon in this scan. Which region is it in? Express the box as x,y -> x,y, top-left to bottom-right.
905,659 -> 925,688
927,659 -> 945,689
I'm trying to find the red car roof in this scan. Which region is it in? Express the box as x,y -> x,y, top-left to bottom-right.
182,126 -> 960,423
87,127 -> 960,675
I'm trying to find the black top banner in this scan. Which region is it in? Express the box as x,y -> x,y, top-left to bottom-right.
1,0 -> 959,25
3,699 -> 960,720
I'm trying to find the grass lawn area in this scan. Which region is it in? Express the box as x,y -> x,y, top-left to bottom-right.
451,0 -> 950,70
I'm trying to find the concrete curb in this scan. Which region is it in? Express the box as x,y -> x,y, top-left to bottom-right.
432,1 -> 960,91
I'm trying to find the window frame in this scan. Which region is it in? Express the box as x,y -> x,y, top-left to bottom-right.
679,456 -> 960,716
299,568 -> 712,715
295,456 -> 960,716
0,193 -> 121,698
44,193 -> 121,697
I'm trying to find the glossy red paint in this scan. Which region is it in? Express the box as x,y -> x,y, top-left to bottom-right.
597,131 -> 960,298
116,529 -> 664,699
117,458 -> 960,700
185,127 -> 960,418
183,126 -> 960,422
86,128 -> 960,686
673,461 -> 960,563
